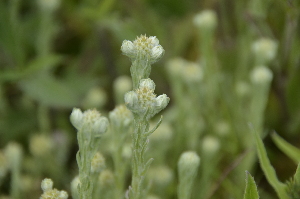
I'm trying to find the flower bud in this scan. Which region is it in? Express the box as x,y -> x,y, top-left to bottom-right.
124,91 -> 139,111
177,151 -> 200,199
70,108 -> 83,130
91,152 -> 106,173
252,38 -> 278,64
148,166 -> 173,187
5,142 -> 22,167
113,76 -> 132,104
41,178 -> 53,192
92,117 -> 109,137
121,40 -> 136,59
155,94 -> 170,110
202,136 -> 220,154
193,10 -> 217,31
109,105 -> 133,128
59,190 -> 69,199
71,176 -> 80,199
99,169 -> 114,187
82,87 -> 107,109
29,134 -> 53,157
150,46 -> 165,63
250,66 -> 273,84
139,79 -> 156,90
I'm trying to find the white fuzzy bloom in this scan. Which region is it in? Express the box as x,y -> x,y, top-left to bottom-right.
252,38 -> 278,63
125,79 -> 169,120
41,178 -> 53,192
109,105 -> 133,128
139,78 -> 156,90
91,152 -> 106,173
29,134 -> 53,157
59,190 -> 69,199
92,117 -> 109,137
182,62 -> 203,83
121,35 -> 164,64
121,40 -> 136,58
124,91 -> 139,111
70,108 -> 109,137
193,10 -> 217,31
155,94 -> 170,110
70,176 -> 80,199
70,108 -> 83,130
82,87 -> 107,109
151,46 -> 164,62
202,136 -> 220,154
250,66 -> 273,84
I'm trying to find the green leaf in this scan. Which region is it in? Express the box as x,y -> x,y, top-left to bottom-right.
271,132 -> 300,164
19,75 -> 81,108
251,126 -> 289,199
243,171 -> 259,199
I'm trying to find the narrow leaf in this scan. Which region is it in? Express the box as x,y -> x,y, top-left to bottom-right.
243,171 -> 259,199
271,132 -> 300,164
251,125 -> 289,199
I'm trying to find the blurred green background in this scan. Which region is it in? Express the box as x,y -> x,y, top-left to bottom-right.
1,0 -> 300,198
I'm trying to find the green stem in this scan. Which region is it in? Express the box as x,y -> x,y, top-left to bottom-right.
130,118 -> 150,199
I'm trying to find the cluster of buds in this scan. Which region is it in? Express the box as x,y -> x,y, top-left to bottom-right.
121,35 -> 164,64
40,178 -> 68,199
109,104 -> 133,129
124,79 -> 169,120
70,108 -> 108,138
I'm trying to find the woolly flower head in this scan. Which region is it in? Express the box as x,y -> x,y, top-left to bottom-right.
40,178 -> 68,199
250,66 -> 273,84
70,108 -> 109,137
125,79 -> 169,120
121,35 -> 164,64
252,38 -> 278,63
109,104 -> 133,128
193,10 -> 217,31
91,152 -> 106,173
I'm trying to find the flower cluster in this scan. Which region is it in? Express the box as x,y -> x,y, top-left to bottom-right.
124,79 -> 169,120
40,178 -> 68,199
121,35 -> 164,64
109,104 -> 133,128
70,108 -> 108,137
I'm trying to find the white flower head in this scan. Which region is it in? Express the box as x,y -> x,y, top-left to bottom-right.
70,108 -> 108,136
193,10 -> 217,31
121,35 -> 164,64
182,62 -> 203,83
202,136 -> 220,154
125,79 -> 169,120
59,190 -> 69,199
124,91 -> 139,112
139,78 -> 156,90
91,152 -> 106,173
41,178 -> 53,192
250,66 -> 273,84
252,38 -> 278,63
109,105 -> 133,128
